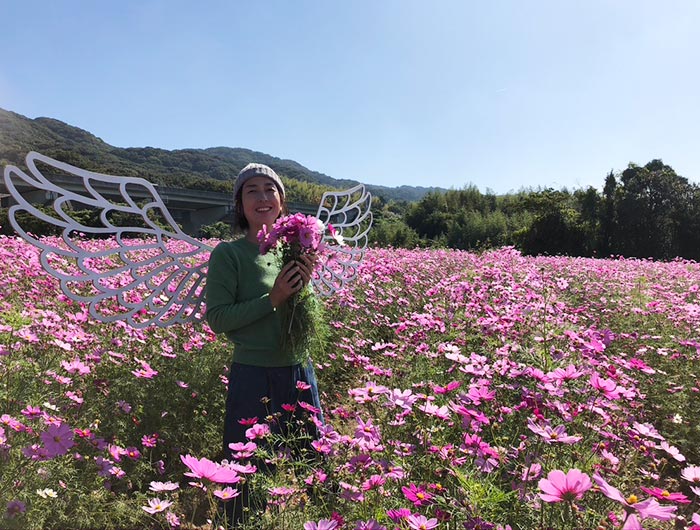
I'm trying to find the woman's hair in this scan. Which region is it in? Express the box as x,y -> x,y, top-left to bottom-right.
233,189 -> 287,233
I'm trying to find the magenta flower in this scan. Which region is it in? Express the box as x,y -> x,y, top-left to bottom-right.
640,486 -> 690,504
180,454 -> 241,484
296,380 -> 312,391
304,519 -> 339,530
125,446 -> 141,460
386,508 -> 412,522
593,473 -> 676,527
401,483 -> 433,506
141,433 -> 159,448
40,422 -> 74,457
538,469 -> 592,503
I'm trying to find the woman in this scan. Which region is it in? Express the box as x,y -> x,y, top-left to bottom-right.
205,163 -> 322,525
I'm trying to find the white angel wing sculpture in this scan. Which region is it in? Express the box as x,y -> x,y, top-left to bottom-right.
313,184 -> 372,296
2,152 -> 372,328
3,152 -> 213,328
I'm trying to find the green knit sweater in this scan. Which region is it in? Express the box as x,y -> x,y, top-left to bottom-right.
205,238 -> 306,367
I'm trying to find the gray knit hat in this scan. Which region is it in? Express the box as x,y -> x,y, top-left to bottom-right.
233,163 -> 285,199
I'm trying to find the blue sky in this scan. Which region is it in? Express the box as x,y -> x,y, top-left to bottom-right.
1,1 -> 699,194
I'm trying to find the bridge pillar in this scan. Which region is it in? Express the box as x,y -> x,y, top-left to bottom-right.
185,206 -> 229,235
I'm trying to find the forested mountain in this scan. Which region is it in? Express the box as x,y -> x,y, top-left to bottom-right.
0,108 -> 444,202
3,108 -> 699,260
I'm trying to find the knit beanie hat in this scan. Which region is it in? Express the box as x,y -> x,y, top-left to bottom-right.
233,163 -> 285,199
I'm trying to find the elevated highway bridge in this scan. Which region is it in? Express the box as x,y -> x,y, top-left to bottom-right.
1,172 -> 317,236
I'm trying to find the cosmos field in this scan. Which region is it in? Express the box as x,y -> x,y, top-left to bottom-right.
2,236 -> 700,529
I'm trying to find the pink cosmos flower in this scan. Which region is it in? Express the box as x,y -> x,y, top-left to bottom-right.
355,417 -> 381,442
142,498 -> 173,514
296,380 -> 312,391
60,358 -> 90,375
228,441 -> 257,459
406,514 -> 439,530
108,444 -> 127,462
631,422 -> 664,440
298,226 -> 315,248
180,454 -> 241,484
401,483 -> 433,506
40,422 -> 74,457
339,481 -> 364,502
304,519 -> 338,530
387,389 -> 418,410
527,419 -> 582,444
418,402 -> 451,420
142,433 -> 159,448
245,423 -> 271,440
692,513 -> 700,529
299,401 -> 322,414
21,405 -> 42,418
125,447 -> 141,460
132,360 -> 158,379
214,486 -> 240,501
682,465 -> 700,483
387,508 -> 412,522
361,474 -> 386,491
312,439 -> 333,455
640,486 -> 690,504
538,468 -> 592,503
348,382 -> 389,403
149,481 -> 179,492
433,380 -> 461,394
658,441 -> 685,462
593,473 -> 676,528
549,364 -> 584,381
590,372 -> 621,400
464,384 -> 496,405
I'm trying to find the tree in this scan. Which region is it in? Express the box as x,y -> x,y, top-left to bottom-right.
615,160 -> 692,259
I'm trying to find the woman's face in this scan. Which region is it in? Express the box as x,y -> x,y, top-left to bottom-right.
240,176 -> 283,233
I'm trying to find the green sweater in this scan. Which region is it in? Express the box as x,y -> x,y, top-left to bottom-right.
205,238 -> 306,367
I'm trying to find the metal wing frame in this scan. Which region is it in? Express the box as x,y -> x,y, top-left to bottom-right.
3,152 -> 213,328
312,184 -> 373,296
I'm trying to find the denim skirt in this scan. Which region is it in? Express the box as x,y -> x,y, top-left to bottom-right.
222,360 -> 323,457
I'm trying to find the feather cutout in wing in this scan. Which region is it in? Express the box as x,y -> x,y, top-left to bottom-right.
3,152 -> 213,328
313,184 -> 373,296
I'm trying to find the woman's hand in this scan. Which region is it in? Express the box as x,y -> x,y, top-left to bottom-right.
269,255 -> 316,309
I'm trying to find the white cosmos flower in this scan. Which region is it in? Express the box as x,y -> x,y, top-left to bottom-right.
36,488 -> 57,498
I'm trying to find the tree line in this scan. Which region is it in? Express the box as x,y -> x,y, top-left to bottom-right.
370,159 -> 700,261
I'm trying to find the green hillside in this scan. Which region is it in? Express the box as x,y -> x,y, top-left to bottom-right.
0,108 -> 444,202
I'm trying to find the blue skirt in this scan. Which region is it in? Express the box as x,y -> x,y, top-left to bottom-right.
222,360 -> 323,457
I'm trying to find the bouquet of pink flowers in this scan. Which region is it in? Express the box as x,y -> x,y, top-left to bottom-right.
257,212 -> 328,259
257,213 -> 336,355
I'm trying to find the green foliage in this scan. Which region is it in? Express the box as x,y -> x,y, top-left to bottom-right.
199,221 -> 232,240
